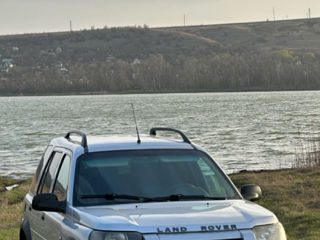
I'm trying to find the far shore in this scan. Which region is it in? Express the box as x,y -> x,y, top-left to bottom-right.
1,88 -> 320,98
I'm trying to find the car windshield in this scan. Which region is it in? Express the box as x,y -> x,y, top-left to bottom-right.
73,149 -> 240,206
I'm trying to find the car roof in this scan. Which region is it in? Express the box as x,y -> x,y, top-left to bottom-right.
50,135 -> 195,154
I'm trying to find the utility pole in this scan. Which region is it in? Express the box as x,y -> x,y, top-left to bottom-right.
308,8 -> 311,19
70,20 -> 73,32
273,7 -> 276,21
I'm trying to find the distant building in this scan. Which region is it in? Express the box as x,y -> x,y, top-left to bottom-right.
0,77 -> 9,81
56,47 -> 63,54
59,63 -> 69,73
60,67 -> 69,72
2,58 -> 13,64
1,58 -> 14,72
107,55 -> 116,61
0,67 -> 10,73
132,58 -> 141,65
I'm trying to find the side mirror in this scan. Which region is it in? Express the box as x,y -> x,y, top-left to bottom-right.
241,184 -> 262,202
32,193 -> 66,213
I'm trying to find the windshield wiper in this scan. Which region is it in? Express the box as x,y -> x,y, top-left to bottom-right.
144,194 -> 227,202
81,193 -> 151,202
80,193 -> 226,203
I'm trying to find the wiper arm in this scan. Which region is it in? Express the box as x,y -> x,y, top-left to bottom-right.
81,193 -> 151,202
145,194 -> 227,202
80,193 -> 227,203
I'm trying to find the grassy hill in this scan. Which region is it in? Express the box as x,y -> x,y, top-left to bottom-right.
0,27 -> 221,66
1,18 -> 320,95
168,18 -> 320,53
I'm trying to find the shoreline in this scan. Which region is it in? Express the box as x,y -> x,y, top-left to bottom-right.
1,88 -> 320,98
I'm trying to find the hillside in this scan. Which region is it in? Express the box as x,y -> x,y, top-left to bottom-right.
1,18 -> 320,94
0,27 -> 221,66
169,18 -> 320,53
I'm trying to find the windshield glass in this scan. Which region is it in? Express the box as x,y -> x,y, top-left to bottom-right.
73,149 -> 240,206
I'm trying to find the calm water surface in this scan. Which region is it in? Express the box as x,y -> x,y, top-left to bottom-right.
1,91 -> 320,178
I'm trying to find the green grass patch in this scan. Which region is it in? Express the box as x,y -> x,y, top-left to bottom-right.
0,178 -> 30,240
230,166 -> 320,240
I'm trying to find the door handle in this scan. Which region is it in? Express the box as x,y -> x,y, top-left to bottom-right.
41,214 -> 45,220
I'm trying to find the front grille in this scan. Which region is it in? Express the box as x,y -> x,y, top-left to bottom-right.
144,232 -> 243,240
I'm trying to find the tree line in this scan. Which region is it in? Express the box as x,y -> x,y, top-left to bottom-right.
1,50 -> 320,95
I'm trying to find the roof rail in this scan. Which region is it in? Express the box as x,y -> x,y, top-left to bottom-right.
149,127 -> 191,144
65,130 -> 88,153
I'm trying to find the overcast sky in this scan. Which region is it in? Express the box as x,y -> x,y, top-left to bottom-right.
0,0 -> 320,35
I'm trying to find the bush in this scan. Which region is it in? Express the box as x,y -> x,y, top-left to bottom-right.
294,134 -> 320,168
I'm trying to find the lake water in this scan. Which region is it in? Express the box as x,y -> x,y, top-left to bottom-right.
1,91 -> 320,178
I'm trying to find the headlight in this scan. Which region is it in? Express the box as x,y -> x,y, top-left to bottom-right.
90,232 -> 143,240
253,223 -> 286,240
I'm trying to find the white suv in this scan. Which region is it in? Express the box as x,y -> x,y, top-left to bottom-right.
20,128 -> 286,240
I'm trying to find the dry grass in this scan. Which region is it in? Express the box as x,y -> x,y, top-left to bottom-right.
230,167 -> 320,240
1,165 -> 319,240
0,178 -> 31,239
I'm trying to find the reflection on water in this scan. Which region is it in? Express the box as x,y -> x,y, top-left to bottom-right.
1,91 -> 320,178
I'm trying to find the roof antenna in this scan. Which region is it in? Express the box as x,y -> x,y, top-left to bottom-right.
131,103 -> 141,144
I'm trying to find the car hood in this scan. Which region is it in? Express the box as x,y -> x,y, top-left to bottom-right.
72,200 -> 277,233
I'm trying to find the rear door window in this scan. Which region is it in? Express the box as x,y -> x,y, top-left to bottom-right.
38,152 -> 63,194
53,155 -> 71,201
